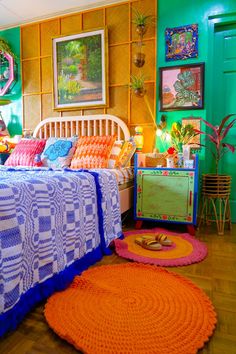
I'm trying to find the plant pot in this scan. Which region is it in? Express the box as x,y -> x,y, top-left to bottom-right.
134,88 -> 146,97
199,174 -> 232,235
202,174 -> 231,197
136,24 -> 147,36
134,52 -> 145,67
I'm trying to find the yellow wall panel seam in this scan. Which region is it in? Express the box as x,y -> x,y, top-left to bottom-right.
20,27 -> 25,129
127,0 -> 131,128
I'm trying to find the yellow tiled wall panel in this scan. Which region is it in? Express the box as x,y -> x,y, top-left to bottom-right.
83,10 -> 104,30
21,0 -> 156,152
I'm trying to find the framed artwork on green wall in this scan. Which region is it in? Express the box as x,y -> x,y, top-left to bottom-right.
52,28 -> 109,111
159,63 -> 204,111
165,24 -> 198,61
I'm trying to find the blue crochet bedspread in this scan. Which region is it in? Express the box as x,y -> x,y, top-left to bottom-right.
0,167 -> 122,336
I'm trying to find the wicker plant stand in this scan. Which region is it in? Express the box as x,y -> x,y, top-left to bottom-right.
198,174 -> 232,235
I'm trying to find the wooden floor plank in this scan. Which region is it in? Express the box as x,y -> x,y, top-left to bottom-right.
0,222 -> 235,353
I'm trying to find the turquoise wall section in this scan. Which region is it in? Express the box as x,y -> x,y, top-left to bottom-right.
157,0 -> 236,173
0,27 -> 22,136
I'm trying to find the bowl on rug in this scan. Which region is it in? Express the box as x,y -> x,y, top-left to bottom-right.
45,263 -> 217,354
114,228 -> 208,266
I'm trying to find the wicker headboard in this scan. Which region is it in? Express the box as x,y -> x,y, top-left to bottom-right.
33,114 -> 130,141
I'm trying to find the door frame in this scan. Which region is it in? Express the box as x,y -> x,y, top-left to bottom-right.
208,13 -> 236,221
207,13 -> 236,126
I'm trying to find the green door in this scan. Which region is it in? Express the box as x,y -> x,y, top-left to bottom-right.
213,26 -> 236,222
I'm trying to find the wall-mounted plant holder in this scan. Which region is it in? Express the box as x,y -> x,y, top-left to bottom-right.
136,24 -> 147,37
134,52 -> 145,68
0,52 -> 15,96
130,74 -> 146,98
132,9 -> 154,68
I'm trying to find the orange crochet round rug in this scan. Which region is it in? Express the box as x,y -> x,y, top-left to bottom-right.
45,263 -> 217,354
114,228 -> 208,266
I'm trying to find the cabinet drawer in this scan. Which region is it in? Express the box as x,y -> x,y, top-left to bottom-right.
135,169 -> 195,223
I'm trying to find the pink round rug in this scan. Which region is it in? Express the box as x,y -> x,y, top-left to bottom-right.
114,228 -> 207,266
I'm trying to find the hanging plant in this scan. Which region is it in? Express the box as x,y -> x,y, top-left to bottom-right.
132,9 -> 155,37
130,74 -> 146,97
0,38 -> 15,57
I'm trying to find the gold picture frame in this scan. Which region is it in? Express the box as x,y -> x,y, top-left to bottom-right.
52,27 -> 109,110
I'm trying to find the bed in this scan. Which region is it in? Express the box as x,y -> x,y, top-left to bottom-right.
33,114 -> 134,214
0,114 -> 133,336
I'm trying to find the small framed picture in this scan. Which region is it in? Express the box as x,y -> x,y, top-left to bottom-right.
159,63 -> 204,111
182,117 -> 201,149
165,24 -> 198,61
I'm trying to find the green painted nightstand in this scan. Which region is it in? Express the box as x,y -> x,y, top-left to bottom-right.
134,153 -> 199,234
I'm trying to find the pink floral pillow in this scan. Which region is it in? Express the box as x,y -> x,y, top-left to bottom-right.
5,139 -> 46,167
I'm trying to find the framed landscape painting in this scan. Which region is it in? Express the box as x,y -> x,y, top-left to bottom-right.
165,24 -> 198,61
52,28 -> 108,110
159,63 -> 204,111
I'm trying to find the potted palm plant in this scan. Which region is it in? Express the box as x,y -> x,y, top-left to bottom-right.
196,115 -> 235,173
196,115 -> 236,234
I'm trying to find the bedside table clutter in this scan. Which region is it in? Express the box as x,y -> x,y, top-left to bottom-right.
0,135 -> 22,164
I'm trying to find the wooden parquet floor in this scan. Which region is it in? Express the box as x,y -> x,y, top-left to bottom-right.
0,222 -> 236,354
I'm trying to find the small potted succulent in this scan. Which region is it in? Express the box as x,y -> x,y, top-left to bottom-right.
130,74 -> 146,97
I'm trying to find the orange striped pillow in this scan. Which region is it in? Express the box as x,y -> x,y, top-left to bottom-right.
70,135 -> 116,169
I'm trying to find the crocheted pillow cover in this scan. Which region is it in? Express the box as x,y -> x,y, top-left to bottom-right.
41,137 -> 77,169
5,139 -> 46,167
70,135 -> 116,169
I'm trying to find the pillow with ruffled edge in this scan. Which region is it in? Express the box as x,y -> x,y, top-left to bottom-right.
41,137 -> 78,168
4,139 -> 46,167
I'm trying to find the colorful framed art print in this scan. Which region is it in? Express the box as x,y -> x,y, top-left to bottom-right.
159,63 -> 204,111
165,24 -> 198,61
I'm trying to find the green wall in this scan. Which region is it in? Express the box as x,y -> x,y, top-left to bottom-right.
0,27 -> 22,136
157,0 -> 236,173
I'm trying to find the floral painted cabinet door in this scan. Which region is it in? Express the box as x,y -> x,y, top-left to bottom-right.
135,169 -> 196,224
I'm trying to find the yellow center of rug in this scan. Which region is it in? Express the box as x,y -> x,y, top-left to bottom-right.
125,232 -> 193,259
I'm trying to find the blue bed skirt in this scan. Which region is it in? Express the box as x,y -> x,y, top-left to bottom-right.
0,245 -> 105,337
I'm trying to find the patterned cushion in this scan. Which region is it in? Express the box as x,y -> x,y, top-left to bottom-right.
108,141 -> 123,169
5,139 -> 46,167
41,137 -> 77,168
114,139 -> 136,168
70,135 -> 116,169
